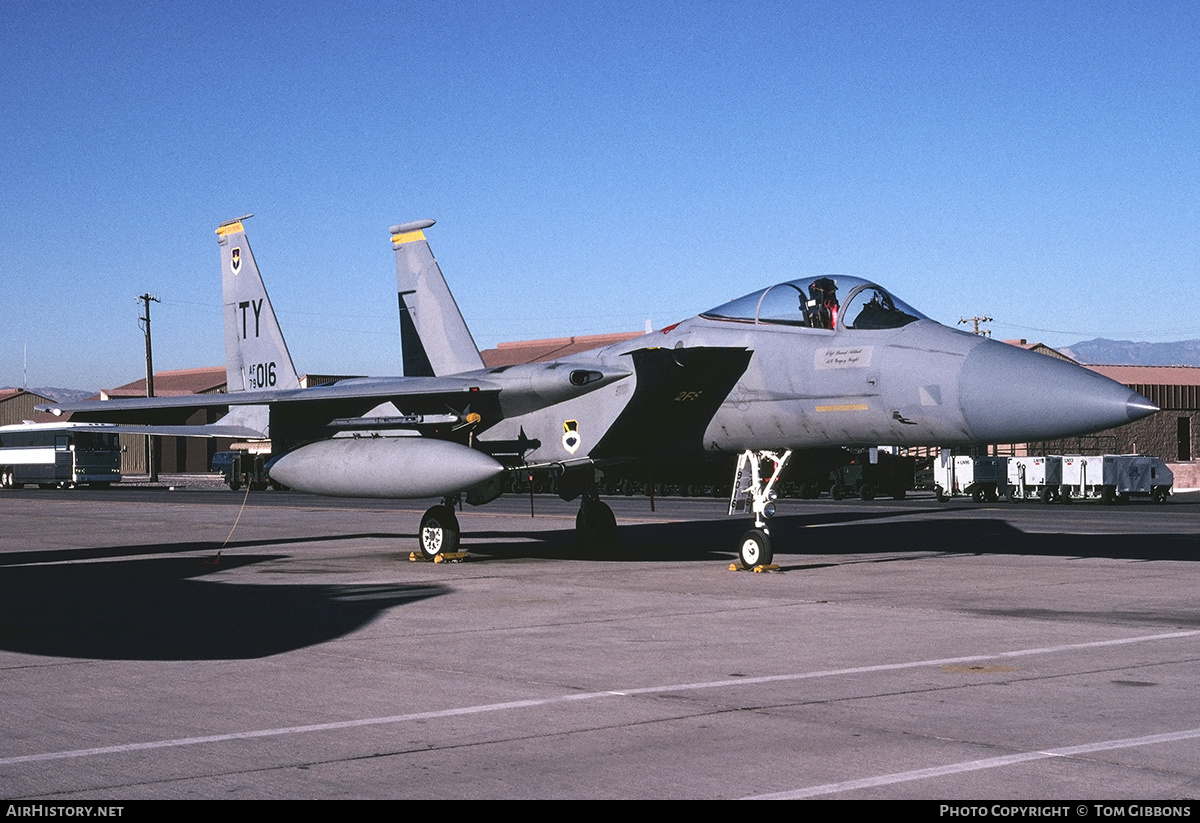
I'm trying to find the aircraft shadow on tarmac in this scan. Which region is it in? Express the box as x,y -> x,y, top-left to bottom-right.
457,507 -> 938,561
5,509 -> 1196,661
0,532 -> 408,568
461,507 -> 1200,565
0,552 -> 447,661
764,514 -> 1200,564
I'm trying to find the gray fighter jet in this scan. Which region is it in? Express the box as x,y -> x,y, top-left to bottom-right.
43,218 -> 1157,568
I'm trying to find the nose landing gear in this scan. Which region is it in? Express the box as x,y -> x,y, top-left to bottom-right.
728,449 -> 792,569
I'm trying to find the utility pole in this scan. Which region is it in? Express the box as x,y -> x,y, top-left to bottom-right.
959,315 -> 995,457
138,293 -> 160,482
957,315 -> 993,337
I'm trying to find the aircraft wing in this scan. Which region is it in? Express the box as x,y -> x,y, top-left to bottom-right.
39,377 -> 501,419
52,423 -> 271,439
36,377 -> 503,449
37,365 -> 631,451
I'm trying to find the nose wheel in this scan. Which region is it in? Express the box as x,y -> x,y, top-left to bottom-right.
738,529 -> 773,568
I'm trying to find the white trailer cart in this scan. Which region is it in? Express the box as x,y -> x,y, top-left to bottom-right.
1058,455 -> 1172,503
934,454 -> 1009,502
1006,456 -> 1063,502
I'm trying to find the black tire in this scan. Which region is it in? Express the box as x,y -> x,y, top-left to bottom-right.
971,486 -> 984,503
419,505 -> 460,559
576,499 -> 618,550
830,483 -> 845,501
1040,487 -> 1054,504
228,478 -> 241,491
1101,485 -> 1116,506
0,468 -> 13,489
1152,486 -> 1169,504
859,484 -> 876,502
935,485 -> 949,503
738,529 -> 773,569
892,488 -> 906,500
1006,489 -> 1018,504
1059,486 -> 1071,503
984,486 -> 999,503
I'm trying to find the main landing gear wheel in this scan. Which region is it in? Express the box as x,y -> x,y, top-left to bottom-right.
419,505 -> 460,560
576,498 -> 618,550
739,529 -> 773,569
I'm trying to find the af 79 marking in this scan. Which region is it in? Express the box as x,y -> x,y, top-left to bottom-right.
246,361 -> 278,389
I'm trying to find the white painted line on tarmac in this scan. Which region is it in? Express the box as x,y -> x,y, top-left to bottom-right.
4,629 -> 1197,767
749,727 -> 1200,799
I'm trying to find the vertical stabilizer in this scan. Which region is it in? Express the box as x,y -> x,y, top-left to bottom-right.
216,216 -> 301,392
390,219 -> 484,376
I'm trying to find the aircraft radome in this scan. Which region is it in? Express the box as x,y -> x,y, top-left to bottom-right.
42,217 -> 1158,569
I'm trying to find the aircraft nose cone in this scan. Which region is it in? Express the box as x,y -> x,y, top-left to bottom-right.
958,340 -> 1157,442
1126,395 -> 1160,420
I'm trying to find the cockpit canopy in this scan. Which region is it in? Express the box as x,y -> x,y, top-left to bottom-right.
700,275 -> 927,331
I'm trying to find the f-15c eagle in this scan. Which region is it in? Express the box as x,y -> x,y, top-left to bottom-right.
42,217 -> 1157,568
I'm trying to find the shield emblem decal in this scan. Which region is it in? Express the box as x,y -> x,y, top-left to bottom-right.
231,247 -> 241,274
562,420 -> 580,454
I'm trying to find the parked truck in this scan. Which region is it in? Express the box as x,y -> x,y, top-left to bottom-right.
212,450 -> 274,491
829,448 -> 915,500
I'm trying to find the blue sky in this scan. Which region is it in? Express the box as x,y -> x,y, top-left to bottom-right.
1,1 -> 1197,390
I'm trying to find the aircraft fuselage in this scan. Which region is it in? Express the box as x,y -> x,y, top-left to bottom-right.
478,312 -> 1150,467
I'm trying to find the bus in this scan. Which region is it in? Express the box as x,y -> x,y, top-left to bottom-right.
0,422 -> 122,489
